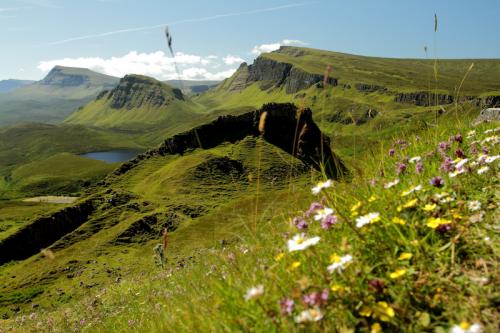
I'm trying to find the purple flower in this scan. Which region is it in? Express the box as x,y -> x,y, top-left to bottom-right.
388,148 -> 395,157
453,134 -> 463,143
436,223 -> 452,234
321,215 -> 338,230
438,141 -> 451,152
440,157 -> 454,172
303,289 -> 329,307
430,176 -> 445,188
482,146 -> 489,155
470,145 -> 478,155
415,161 -> 424,174
293,217 -> 308,230
305,202 -> 323,217
455,149 -> 466,158
279,298 -> 295,315
79,319 -> 86,326
368,279 -> 385,293
396,163 -> 407,175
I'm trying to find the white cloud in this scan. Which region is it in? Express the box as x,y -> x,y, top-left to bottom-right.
251,39 -> 307,55
223,55 -> 245,65
37,50 -> 238,81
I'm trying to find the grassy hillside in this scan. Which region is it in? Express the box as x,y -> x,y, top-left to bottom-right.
0,136 -> 311,320
196,47 -> 500,158
0,123 -> 143,199
66,75 -> 205,130
0,67 -> 118,125
0,104 -> 497,332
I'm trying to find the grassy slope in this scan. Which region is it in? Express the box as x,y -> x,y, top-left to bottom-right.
1,105 -> 497,333
66,76 -> 205,130
0,137 -> 310,319
196,47 -> 500,159
0,67 -> 118,125
0,123 -> 143,199
0,201 -> 62,242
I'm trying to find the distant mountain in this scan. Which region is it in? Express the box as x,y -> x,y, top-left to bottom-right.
165,80 -> 220,95
0,66 -> 119,126
66,74 -> 204,130
0,79 -> 34,93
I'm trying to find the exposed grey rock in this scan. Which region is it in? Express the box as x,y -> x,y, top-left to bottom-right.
225,57 -> 338,94
355,83 -> 388,93
473,108 -> 500,125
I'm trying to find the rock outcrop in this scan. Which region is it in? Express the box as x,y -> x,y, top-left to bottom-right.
115,103 -> 348,180
394,92 -> 500,108
224,57 -> 337,94
0,199 -> 95,265
100,75 -> 184,109
355,83 -> 388,93
473,108 -> 500,125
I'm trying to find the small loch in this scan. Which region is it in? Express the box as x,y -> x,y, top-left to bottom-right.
79,149 -> 144,163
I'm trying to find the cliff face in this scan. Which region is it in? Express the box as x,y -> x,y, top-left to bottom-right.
115,103 -> 348,180
225,57 -> 337,94
0,199 -> 95,265
99,75 -> 184,109
394,91 -> 500,108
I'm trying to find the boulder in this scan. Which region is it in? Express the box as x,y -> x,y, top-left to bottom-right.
473,108 -> 500,125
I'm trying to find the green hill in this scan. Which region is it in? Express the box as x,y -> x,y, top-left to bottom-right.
0,66 -> 119,125
66,75 -> 206,131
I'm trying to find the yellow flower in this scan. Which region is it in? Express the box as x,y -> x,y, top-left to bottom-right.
392,217 -> 406,225
403,198 -> 418,209
375,302 -> 395,322
426,217 -> 451,229
330,284 -> 344,292
289,261 -> 301,270
330,254 -> 342,263
389,269 -> 407,279
368,195 -> 377,202
351,201 -> 362,217
423,203 -> 437,212
351,201 -> 362,211
398,252 -> 413,260
396,205 -> 403,212
459,321 -> 470,330
275,253 -> 285,261
371,322 -> 382,333
359,306 -> 372,317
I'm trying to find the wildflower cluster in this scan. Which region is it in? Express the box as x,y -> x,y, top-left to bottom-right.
242,125 -> 497,331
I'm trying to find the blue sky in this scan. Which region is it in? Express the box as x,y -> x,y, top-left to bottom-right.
1,0 -> 499,80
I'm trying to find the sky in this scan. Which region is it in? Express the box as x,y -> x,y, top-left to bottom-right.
1,0 -> 499,81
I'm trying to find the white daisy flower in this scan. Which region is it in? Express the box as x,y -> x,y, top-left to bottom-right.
244,285 -> 264,301
327,254 -> 353,273
384,179 -> 400,189
313,207 -> 334,221
312,179 -> 332,195
450,323 -> 483,333
455,158 -> 469,169
477,166 -> 490,174
355,212 -> 381,228
485,155 -> 499,164
467,200 -> 481,211
287,234 -> 320,252
409,156 -> 421,163
449,169 -> 466,178
402,184 -> 423,196
482,135 -> 499,145
467,130 -> 476,138
294,307 -> 323,323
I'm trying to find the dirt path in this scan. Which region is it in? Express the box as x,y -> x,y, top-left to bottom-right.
22,196 -> 79,204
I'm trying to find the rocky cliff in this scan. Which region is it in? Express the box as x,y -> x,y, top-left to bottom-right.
115,103 -> 348,180
0,199 -> 95,265
394,91 -> 500,107
225,57 -> 337,94
98,75 -> 184,109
